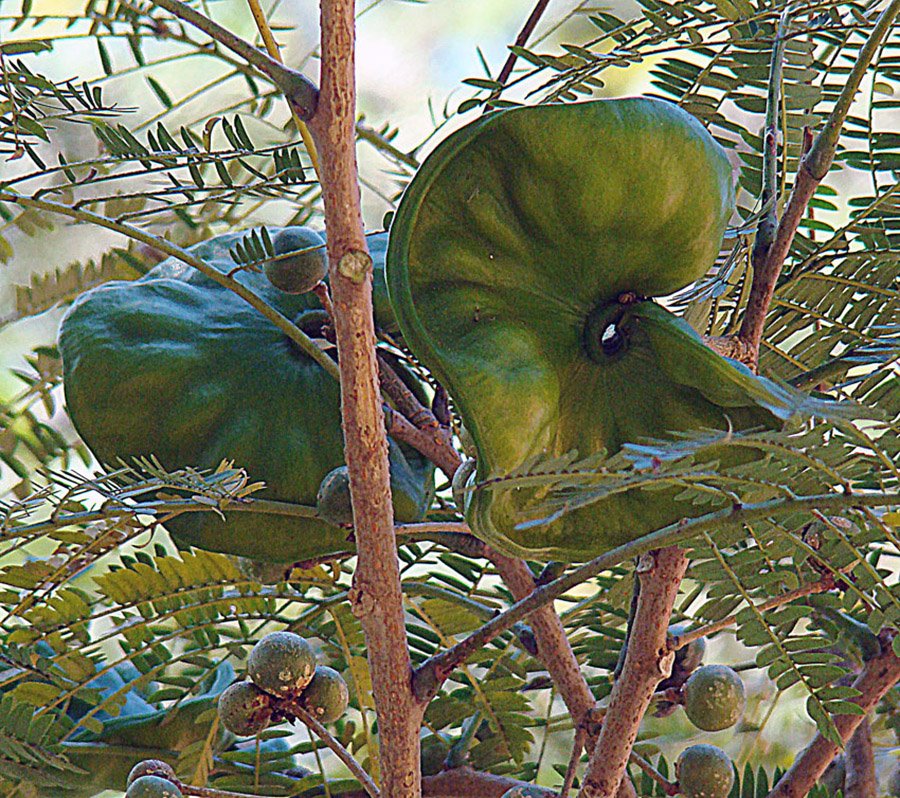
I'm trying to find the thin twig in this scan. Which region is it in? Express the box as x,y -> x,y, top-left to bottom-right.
737,0 -> 900,367
148,0 -> 318,117
751,6 -> 791,270
287,702 -> 381,798
560,725 -> 586,798
672,574 -> 838,650
385,408 -> 462,479
496,0 -> 552,87
766,631 -> 899,798
629,750 -> 678,796
244,0 -> 321,173
489,554 -> 597,730
378,353 -> 443,431
412,491 -> 898,700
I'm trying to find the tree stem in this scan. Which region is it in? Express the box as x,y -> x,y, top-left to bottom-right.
844,717 -> 876,798
309,3 -> 424,797
412,491 -> 897,697
766,632 -> 899,798
737,0 -> 900,367
149,0 -> 318,116
577,547 -> 688,798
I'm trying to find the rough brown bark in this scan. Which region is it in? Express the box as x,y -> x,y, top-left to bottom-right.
844,718 -> 876,798
577,547 -> 689,798
490,555 -> 640,798
733,1 -> 900,369
308,2 -> 423,796
489,554 -> 596,726
767,632 -> 899,798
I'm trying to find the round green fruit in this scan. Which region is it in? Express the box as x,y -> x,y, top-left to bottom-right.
387,97 -> 828,560
217,681 -> 273,737
59,227 -> 434,563
316,466 -> 354,527
683,664 -> 745,732
248,631 -> 316,699
676,745 -> 734,798
264,227 -> 327,294
126,760 -> 177,788
125,775 -> 183,798
300,665 -> 350,723
670,625 -> 707,674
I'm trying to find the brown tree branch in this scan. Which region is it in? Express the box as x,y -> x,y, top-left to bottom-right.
149,0 -> 318,116
736,0 -> 900,368
577,547 -> 689,798
488,554 -> 640,798
844,718 -> 876,798
307,2 -> 423,797
489,554 -> 595,727
672,574 -> 839,651
353,768 -> 557,798
384,408 -> 462,480
411,492 -> 898,699
767,631 -> 900,798
287,702 -> 381,798
495,0 -> 552,87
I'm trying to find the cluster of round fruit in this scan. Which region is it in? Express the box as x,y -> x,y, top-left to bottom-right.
124,760 -> 182,798
217,631 -> 350,737
668,629 -> 745,798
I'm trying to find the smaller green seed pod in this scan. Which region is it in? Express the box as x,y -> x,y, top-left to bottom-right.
676,744 -> 734,798
217,681 -> 273,737
125,775 -> 184,798
683,664 -> 745,732
300,665 -> 350,723
126,760 -> 177,789
248,631 -> 317,699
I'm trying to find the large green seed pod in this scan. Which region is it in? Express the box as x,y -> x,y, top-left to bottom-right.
60,228 -> 434,563
387,98 -> 825,560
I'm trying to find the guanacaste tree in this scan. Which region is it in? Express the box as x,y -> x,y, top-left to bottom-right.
0,1 -> 898,798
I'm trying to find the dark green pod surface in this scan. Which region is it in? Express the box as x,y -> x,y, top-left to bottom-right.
387,98 -> 816,560
60,228 -> 433,563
